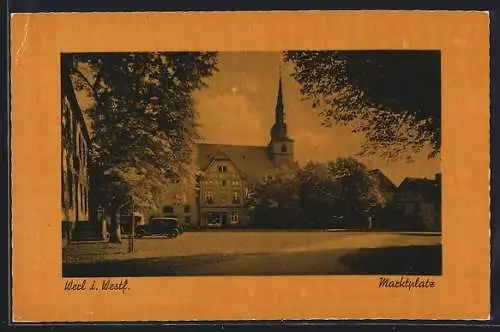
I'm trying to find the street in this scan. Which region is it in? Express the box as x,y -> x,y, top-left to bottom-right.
63,231 -> 442,277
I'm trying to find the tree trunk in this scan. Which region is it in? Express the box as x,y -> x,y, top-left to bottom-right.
109,210 -> 122,243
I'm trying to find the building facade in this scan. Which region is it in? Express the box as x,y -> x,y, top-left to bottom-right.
155,76 -> 296,228
155,184 -> 199,230
394,173 -> 442,231
61,65 -> 92,246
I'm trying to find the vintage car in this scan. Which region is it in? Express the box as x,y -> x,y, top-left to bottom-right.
135,217 -> 183,238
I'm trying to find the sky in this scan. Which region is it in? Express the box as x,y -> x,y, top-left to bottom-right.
74,52 -> 440,186
193,52 -> 440,186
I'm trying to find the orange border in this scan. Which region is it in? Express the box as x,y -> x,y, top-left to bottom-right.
11,11 -> 490,321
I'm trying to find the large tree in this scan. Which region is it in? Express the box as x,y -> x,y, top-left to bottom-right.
296,162 -> 343,228
62,52 -> 218,242
247,160 -> 385,229
327,157 -> 386,228
247,168 -> 302,229
284,51 -> 440,161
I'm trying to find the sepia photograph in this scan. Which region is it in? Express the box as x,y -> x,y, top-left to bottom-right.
11,11 -> 489,321
61,50 -> 442,277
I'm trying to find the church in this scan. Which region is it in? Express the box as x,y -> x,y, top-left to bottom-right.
159,75 -> 297,228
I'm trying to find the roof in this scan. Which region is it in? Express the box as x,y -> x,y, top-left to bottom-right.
197,143 -> 278,180
368,169 -> 397,192
397,177 -> 440,202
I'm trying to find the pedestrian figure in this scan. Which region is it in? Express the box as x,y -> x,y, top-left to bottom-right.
368,215 -> 374,230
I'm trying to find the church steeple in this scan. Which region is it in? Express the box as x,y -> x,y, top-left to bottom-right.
275,75 -> 285,123
270,72 -> 288,140
268,67 -> 294,168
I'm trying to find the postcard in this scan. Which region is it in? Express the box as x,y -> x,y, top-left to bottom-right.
10,11 -> 490,321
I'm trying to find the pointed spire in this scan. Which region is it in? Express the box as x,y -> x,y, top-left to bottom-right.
275,71 -> 284,124
270,67 -> 288,141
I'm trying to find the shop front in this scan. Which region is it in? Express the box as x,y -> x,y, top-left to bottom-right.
200,208 -> 243,228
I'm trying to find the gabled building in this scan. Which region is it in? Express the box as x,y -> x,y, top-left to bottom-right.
394,173 -> 441,231
157,75 -> 297,228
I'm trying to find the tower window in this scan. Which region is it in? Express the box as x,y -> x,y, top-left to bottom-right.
218,165 -> 227,173
281,144 -> 287,153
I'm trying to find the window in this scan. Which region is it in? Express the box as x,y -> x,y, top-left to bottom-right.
68,173 -> 73,208
232,191 -> 240,204
163,205 -> 174,214
84,187 -> 88,213
230,211 -> 239,224
406,203 -> 414,214
204,191 -> 214,204
218,165 -> 227,173
80,185 -> 84,211
281,144 -> 287,153
232,179 -> 239,186
61,171 -> 66,208
185,216 -> 191,224
221,180 -> 226,187
83,142 -> 86,166
75,181 -> 79,210
184,205 -> 190,213
79,133 -> 83,160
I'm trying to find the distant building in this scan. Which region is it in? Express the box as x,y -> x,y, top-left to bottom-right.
394,173 -> 441,231
156,75 -> 297,228
368,169 -> 397,205
61,64 -> 91,246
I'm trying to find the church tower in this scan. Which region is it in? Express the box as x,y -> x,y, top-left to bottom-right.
268,73 -> 294,168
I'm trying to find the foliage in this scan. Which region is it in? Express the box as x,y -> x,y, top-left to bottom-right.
327,157 -> 386,216
247,158 -> 385,229
247,168 -> 302,229
284,51 -> 441,161
62,52 -> 218,240
296,162 -> 342,228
